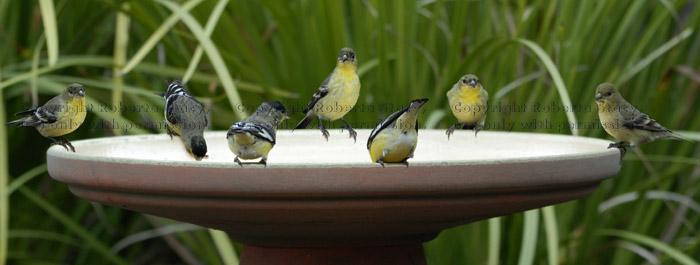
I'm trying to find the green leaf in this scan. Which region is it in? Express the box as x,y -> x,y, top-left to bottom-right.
118,0 -> 206,76
18,187 -> 129,265
156,0 -> 247,120
38,0 -> 59,66
598,229 -> 699,265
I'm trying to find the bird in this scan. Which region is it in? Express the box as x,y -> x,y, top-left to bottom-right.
157,79 -> 208,160
227,101 -> 288,167
6,83 -> 86,152
595,83 -> 689,155
446,74 -> 488,139
367,98 -> 429,167
294,47 -> 361,142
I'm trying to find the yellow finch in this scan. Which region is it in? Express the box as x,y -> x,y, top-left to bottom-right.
157,79 -> 208,160
595,83 -> 689,154
294,47 -> 360,142
446,74 -> 488,139
227,101 -> 288,167
367,98 -> 429,167
6,83 -> 86,152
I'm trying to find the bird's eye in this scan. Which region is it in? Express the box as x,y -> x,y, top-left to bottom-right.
462,79 -> 467,84
606,92 -> 612,96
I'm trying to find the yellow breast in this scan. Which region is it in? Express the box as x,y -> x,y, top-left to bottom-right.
447,86 -> 487,125
315,65 -> 360,121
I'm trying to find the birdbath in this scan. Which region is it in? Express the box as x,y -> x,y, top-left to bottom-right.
47,130 -> 619,265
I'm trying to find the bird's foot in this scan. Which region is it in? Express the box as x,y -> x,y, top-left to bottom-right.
344,127 -> 357,143
260,158 -> 267,168
445,123 -> 460,140
474,127 -> 482,137
234,157 -> 243,167
320,128 -> 330,141
376,159 -> 386,168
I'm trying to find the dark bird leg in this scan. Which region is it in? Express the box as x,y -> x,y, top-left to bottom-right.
340,118 -> 357,143
48,136 -> 74,152
472,125 -> 483,137
234,157 -> 243,167
164,120 -> 175,140
260,158 -> 267,168
607,141 -> 628,162
376,150 -> 387,168
318,118 -> 330,141
61,136 -> 76,152
446,123 -> 463,140
400,158 -> 410,168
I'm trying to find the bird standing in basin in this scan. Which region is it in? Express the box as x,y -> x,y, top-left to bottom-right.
227,101 -> 288,167
158,79 -> 208,160
595,83 -> 689,155
294,47 -> 361,142
446,74 -> 488,139
367,98 -> 429,167
6,83 -> 86,152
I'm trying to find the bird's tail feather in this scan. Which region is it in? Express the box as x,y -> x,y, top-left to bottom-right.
14,107 -> 37,116
669,132 -> 692,142
294,115 -> 315,130
5,119 -> 25,126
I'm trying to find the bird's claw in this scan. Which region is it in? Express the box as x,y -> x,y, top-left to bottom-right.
321,128 -> 330,141
234,157 -> 243,167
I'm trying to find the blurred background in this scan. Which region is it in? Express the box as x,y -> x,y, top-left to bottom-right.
1,0 -> 699,264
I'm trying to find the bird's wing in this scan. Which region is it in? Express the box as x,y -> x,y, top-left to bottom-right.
302,74 -> 332,114
367,106 -> 410,149
623,113 -> 670,133
228,122 -> 276,144
34,104 -> 60,124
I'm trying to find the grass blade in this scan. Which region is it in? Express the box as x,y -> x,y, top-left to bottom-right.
156,0 -> 247,120
18,186 -> 129,265
38,0 -> 58,66
0,69 -> 8,265
542,206 -> 559,265
518,209 -> 539,265
618,28 -> 693,84
112,2 -> 130,125
118,0 -> 205,76
487,217 -> 501,265
208,229 -> 239,265
1,164 -> 47,198
598,229 -> 699,265
516,38 -> 578,135
183,0 -> 229,83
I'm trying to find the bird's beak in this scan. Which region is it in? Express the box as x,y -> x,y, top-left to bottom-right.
342,54 -> 348,62
595,92 -> 603,102
78,90 -> 85,97
469,79 -> 478,87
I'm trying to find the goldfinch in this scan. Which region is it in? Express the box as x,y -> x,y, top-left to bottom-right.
595,83 -> 689,154
6,83 -> 86,152
158,79 -> 208,160
227,101 -> 287,167
367,98 -> 429,167
294,47 -> 361,142
446,74 -> 488,139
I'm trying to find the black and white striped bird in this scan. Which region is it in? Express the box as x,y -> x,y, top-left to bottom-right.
227,101 -> 287,167
157,79 -> 208,160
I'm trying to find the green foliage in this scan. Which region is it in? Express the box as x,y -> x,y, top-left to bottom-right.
1,0 -> 699,264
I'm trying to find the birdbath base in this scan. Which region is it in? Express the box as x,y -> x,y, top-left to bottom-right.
240,244 -> 425,265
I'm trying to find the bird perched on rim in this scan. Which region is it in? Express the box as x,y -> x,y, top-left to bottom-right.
446,74 -> 488,139
157,79 -> 208,160
367,98 -> 429,167
595,83 -> 689,155
6,83 -> 86,152
227,101 -> 288,167
294,47 -> 361,142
